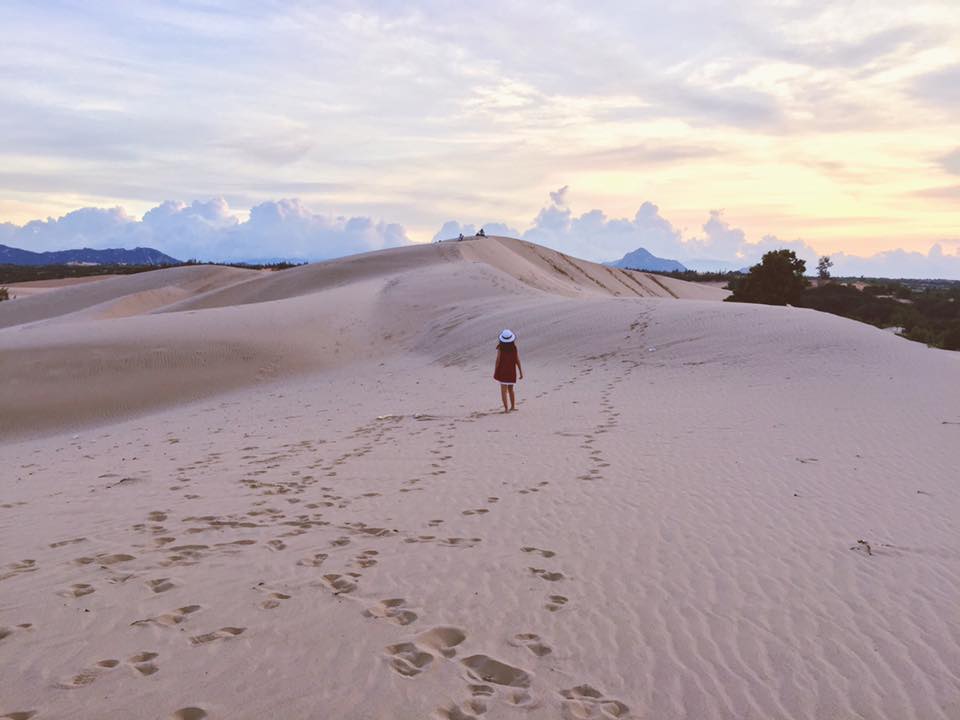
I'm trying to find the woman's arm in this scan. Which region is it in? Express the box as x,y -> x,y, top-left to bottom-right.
516,352 -> 523,379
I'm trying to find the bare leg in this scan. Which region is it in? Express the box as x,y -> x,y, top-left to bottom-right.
500,385 -> 510,413
507,386 -> 516,411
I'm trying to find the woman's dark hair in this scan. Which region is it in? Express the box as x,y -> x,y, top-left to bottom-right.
497,341 -> 517,351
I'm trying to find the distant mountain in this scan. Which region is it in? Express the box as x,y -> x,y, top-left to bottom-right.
0,244 -> 180,266
607,247 -> 686,272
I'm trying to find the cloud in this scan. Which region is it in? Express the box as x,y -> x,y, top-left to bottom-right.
2,198 -> 410,262
741,234 -> 819,269
431,220 -> 520,243
2,1 -> 958,255
572,143 -> 723,169
774,25 -> 931,70
685,211 -> 748,260
911,63 -> 960,109
938,148 -> 960,176
13,206 -> 137,247
435,187 -> 960,279
549,186 -> 569,206
831,244 -> 960,279
913,185 -> 960,200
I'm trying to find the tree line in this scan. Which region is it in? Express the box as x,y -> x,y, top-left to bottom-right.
725,250 -> 960,351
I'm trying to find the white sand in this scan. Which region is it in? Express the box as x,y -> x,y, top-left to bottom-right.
1,275 -> 123,300
1,237 -> 958,720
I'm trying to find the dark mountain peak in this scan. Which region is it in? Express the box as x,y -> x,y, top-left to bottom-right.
606,247 -> 686,272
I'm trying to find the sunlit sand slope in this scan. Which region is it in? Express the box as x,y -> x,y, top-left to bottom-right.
0,237 -> 724,438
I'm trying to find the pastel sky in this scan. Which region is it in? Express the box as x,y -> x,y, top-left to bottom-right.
2,1 -> 959,275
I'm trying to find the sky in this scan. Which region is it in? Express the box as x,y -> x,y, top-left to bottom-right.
1,1 -> 959,276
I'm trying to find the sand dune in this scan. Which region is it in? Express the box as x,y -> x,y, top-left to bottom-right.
1,274 -> 123,300
1,238 -> 958,720
0,238 -> 725,439
0,265 -> 257,329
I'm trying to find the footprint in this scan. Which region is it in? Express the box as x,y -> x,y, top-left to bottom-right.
60,583 -> 95,598
461,655 -> 531,688
0,627 -> 13,642
2,712 -> 37,720
529,567 -> 565,582
132,604 -> 201,628
129,651 -> 159,676
146,578 -> 176,593
510,633 -> 552,657
560,685 -> 630,719
385,642 -> 434,677
545,595 -> 568,612
416,626 -> 466,658
461,509 -> 489,516
148,511 -> 168,522
353,549 -> 379,569
363,598 -> 418,626
506,689 -> 539,709
189,627 -> 246,645
260,592 -> 292,610
297,552 -> 328,567
214,539 -> 258,552
97,659 -> 120,668
439,537 -> 481,548
57,670 -> 99,689
436,702 -> 485,720
266,539 -> 287,551
322,574 -> 358,595
522,546 -> 556,559
49,537 -> 87,548
347,525 -> 394,538
171,709 -> 207,720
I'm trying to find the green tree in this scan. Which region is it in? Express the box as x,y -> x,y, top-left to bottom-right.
0,287 -> 9,302
817,255 -> 833,280
942,324 -> 960,351
726,249 -> 809,306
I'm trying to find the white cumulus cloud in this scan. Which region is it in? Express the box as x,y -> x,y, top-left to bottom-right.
435,187 -> 960,279
2,198 -> 411,262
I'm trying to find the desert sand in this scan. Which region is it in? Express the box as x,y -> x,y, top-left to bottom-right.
1,236 -> 958,720
1,275 -> 123,301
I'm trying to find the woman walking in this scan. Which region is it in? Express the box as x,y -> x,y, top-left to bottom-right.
494,329 -> 523,413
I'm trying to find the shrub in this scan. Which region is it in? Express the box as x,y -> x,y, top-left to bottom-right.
726,250 -> 808,306
0,287 -> 9,302
942,324 -> 960,351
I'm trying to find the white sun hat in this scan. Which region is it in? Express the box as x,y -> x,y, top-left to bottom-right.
499,329 -> 516,343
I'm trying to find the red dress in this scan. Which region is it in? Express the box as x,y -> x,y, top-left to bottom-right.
494,346 -> 518,384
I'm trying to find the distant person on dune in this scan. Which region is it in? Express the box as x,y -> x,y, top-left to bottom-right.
494,329 -> 523,413
477,228 -> 486,237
